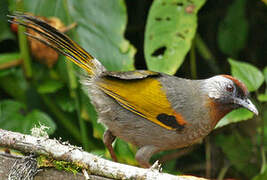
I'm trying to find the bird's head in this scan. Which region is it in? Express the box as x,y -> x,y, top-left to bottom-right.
203,75 -> 258,116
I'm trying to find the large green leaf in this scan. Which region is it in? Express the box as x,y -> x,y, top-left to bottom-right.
215,108 -> 254,129
144,0 -> 206,74
69,0 -> 136,71
229,58 -> 264,92
22,0 -> 135,72
218,0 -> 248,56
0,100 -> 56,135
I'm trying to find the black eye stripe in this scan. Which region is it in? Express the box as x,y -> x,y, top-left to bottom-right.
231,82 -> 246,98
235,85 -> 246,98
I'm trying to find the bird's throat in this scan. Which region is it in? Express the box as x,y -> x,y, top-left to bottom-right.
207,99 -> 234,128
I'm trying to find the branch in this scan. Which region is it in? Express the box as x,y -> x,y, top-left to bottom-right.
0,153 -> 111,180
0,129 -> 207,180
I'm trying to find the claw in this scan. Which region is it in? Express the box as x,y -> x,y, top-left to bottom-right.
150,160 -> 162,172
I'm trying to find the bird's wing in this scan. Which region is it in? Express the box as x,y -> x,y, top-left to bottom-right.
97,72 -> 187,131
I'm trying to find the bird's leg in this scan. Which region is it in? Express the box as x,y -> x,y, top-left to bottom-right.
135,145 -> 159,168
103,130 -> 117,162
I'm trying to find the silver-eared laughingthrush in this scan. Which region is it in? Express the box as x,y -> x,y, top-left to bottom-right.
10,13 -> 258,168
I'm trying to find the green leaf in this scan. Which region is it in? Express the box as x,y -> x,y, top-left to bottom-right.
145,0 -> 206,74
23,0 -> 136,72
24,110 -> 56,135
37,79 -> 64,94
217,0 -> 248,56
114,139 -> 136,165
0,100 -> 26,132
69,0 -> 136,71
0,100 -> 56,135
0,53 -> 21,71
228,58 -> 264,92
215,108 -> 254,129
258,94 -> 267,102
0,53 -> 21,65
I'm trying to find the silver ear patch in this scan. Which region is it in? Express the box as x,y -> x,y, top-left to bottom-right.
204,75 -> 232,99
208,90 -> 221,99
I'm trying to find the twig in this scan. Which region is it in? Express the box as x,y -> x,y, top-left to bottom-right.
0,153 -> 111,180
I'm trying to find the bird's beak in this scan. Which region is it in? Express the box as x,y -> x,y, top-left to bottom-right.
234,98 -> 258,115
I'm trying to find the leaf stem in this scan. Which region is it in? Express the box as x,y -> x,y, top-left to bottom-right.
17,1 -> 32,78
195,33 -> 214,61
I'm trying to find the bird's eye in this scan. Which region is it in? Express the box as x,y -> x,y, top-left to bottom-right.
226,84 -> 234,92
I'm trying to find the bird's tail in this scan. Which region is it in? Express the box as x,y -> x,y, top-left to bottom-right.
8,13 -> 104,76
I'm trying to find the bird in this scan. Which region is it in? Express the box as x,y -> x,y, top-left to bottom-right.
9,13 -> 258,168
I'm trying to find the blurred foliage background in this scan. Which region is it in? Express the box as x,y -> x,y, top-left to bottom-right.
0,0 -> 266,179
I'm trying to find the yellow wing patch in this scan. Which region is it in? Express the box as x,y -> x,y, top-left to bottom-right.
97,77 -> 187,130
